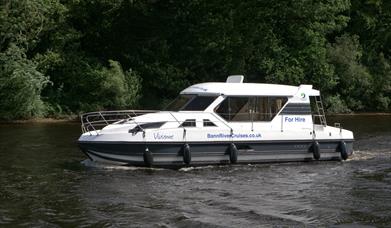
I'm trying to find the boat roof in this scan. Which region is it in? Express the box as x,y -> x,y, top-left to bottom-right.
181,76 -> 320,97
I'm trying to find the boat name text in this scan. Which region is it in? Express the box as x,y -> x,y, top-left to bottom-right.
153,133 -> 174,140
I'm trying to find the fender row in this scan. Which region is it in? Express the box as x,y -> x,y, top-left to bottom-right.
142,141 -> 349,166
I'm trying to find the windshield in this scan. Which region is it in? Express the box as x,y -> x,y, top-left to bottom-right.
165,95 -> 217,111
164,95 -> 195,111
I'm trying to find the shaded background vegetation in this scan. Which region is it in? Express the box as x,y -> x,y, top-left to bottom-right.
0,0 -> 390,120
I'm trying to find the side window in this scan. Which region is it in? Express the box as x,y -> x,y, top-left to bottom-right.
216,96 -> 287,122
180,119 -> 196,127
215,97 -> 251,121
203,119 -> 216,127
270,97 -> 287,116
253,97 -> 287,121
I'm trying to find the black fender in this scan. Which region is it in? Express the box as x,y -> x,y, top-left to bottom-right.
313,141 -> 320,160
229,143 -> 238,164
340,141 -> 348,160
183,144 -> 191,165
143,148 -> 153,167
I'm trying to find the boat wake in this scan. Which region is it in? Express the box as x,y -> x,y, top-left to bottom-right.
80,159 -> 166,171
347,150 -> 375,161
348,134 -> 391,161
347,149 -> 391,162
179,165 -> 219,172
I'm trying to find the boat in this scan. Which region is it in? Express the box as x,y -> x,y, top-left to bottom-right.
78,75 -> 354,167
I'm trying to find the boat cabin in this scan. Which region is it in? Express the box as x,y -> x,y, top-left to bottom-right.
163,75 -> 326,130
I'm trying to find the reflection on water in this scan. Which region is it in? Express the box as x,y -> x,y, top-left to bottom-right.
0,115 -> 390,227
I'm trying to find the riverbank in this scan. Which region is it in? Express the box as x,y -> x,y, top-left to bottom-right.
328,112 -> 391,116
0,112 -> 390,124
0,116 -> 79,124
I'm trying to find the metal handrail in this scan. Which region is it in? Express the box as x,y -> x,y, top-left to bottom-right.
80,110 -> 261,137
80,110 -> 158,135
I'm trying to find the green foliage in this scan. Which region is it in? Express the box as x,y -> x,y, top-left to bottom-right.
327,34 -> 372,112
0,0 -> 66,120
324,94 -> 351,113
1,0 -> 391,119
41,54 -> 141,113
0,44 -> 49,119
370,53 -> 391,111
346,0 -> 391,111
99,60 -> 141,109
0,0 -> 67,51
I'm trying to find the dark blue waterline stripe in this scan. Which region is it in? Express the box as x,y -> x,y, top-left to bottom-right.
87,150 -> 143,164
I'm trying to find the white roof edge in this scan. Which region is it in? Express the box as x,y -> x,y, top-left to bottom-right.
180,82 -> 321,97
298,84 -> 320,96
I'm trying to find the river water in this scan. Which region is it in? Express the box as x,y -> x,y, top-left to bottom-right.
0,115 -> 390,227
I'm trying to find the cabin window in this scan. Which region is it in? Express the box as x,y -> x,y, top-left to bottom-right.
203,119 -> 216,127
215,96 -> 287,122
180,119 -> 196,127
215,97 -> 251,121
252,97 -> 288,121
182,96 -> 218,111
165,95 -> 217,111
165,95 -> 195,111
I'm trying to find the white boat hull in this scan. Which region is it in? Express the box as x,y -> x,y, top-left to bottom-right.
78,139 -> 354,168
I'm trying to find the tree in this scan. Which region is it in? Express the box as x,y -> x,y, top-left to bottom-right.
1,0 -> 391,119
326,34 -> 372,112
0,0 -> 65,119
0,44 -> 48,119
347,0 -> 391,111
